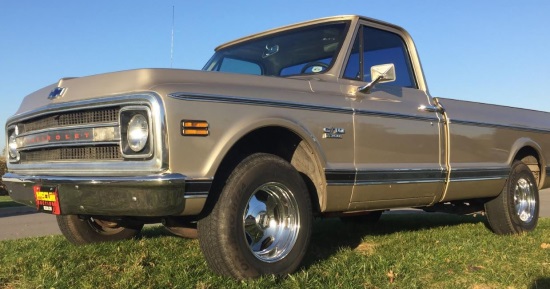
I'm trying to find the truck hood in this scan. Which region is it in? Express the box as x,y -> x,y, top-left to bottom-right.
13,68 -> 326,118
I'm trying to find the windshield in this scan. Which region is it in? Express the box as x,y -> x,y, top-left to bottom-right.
203,21 -> 349,77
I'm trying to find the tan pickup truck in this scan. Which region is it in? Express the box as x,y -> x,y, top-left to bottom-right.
3,15 -> 549,279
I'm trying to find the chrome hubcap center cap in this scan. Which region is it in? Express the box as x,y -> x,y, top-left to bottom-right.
256,211 -> 270,229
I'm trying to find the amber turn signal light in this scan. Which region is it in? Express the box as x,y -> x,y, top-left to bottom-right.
182,120 -> 209,136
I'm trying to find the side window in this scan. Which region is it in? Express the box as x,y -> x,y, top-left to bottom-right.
344,26 -> 416,88
217,57 -> 262,75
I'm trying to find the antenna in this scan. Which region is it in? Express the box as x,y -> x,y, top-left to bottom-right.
170,5 -> 175,68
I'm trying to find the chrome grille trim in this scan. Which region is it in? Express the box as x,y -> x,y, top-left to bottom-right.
14,106 -> 121,162
19,108 -> 120,134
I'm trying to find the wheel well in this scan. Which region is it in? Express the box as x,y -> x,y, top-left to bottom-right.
514,146 -> 542,186
203,127 -> 324,216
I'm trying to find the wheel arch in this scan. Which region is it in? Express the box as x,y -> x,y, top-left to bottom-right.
202,120 -> 327,216
509,138 -> 545,188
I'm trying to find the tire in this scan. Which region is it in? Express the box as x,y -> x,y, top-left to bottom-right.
340,210 -> 383,224
198,153 -> 312,279
56,215 -> 143,245
485,161 -> 539,235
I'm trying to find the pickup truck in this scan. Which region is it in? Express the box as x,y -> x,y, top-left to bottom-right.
3,15 -> 547,279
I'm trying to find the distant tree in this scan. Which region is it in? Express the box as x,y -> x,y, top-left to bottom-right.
0,147 -> 7,195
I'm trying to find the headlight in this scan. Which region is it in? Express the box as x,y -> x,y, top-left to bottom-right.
8,134 -> 18,158
119,107 -> 152,158
127,114 -> 149,152
7,128 -> 19,161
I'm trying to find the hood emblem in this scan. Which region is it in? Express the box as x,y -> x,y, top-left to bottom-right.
48,87 -> 66,100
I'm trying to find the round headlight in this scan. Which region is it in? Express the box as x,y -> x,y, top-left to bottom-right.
8,133 -> 18,159
127,114 -> 149,152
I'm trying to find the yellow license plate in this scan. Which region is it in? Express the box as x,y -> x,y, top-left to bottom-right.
33,186 -> 61,215
35,191 -> 57,202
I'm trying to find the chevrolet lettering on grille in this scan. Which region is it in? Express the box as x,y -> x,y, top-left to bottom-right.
18,127 -> 119,147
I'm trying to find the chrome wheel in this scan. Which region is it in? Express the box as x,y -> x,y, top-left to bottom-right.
198,153 -> 312,278
243,182 -> 300,263
485,161 -> 539,235
513,177 -> 536,223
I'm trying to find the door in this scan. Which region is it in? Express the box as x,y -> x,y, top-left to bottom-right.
343,24 -> 445,210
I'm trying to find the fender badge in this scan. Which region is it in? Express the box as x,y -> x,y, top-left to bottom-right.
323,127 -> 345,139
48,87 -> 66,100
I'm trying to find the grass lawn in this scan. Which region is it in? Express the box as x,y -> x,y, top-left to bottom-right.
0,195 -> 22,209
0,214 -> 548,289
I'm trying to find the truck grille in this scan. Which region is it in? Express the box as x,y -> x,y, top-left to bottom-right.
15,107 -> 122,163
19,108 -> 120,134
20,145 -> 122,162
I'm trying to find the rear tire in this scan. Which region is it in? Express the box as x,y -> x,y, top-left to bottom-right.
485,161 -> 539,234
198,153 -> 312,279
56,215 -> 143,245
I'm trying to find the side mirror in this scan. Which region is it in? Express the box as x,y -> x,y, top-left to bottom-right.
357,63 -> 396,94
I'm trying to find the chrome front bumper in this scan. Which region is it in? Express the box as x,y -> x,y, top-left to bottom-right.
2,173 -> 207,217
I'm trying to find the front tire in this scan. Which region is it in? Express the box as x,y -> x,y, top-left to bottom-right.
56,215 -> 143,245
198,153 -> 312,279
485,161 -> 539,234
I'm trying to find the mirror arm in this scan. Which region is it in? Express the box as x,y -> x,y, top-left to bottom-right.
357,75 -> 383,94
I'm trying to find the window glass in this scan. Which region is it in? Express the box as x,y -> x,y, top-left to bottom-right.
343,33 -> 361,79
217,57 -> 262,75
344,26 -> 416,88
203,22 -> 349,77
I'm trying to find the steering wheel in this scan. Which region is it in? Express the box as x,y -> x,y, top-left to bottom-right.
300,62 -> 329,74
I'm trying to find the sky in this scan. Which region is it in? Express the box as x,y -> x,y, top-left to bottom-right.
1,1 -> 549,151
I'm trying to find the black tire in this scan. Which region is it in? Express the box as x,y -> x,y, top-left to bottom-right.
340,210 -> 383,224
198,153 -> 312,279
56,215 -> 143,245
485,161 -> 539,235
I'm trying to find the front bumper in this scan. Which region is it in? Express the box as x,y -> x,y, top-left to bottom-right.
2,173 -> 207,217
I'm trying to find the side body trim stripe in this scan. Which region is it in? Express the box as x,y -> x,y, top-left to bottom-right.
170,92 -> 440,122
326,167 -> 510,186
451,119 -> 550,134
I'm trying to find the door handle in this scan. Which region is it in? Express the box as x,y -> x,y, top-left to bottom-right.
418,105 -> 443,114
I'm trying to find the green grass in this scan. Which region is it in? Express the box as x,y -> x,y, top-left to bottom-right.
0,195 -> 22,208
0,214 -> 549,289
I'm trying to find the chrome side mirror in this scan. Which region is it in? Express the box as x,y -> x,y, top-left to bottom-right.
357,63 -> 396,94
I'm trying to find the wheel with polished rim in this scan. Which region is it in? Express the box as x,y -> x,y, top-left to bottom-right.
198,153 -> 312,279
56,215 -> 143,244
244,182 -> 300,262
485,161 -> 539,234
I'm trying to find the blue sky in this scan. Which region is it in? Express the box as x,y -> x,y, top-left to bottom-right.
1,1 -> 549,151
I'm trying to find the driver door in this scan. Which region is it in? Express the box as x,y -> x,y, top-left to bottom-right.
343,23 -> 445,210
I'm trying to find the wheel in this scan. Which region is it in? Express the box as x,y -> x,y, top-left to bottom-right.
340,210 -> 383,224
198,153 -> 312,279
56,215 -> 143,245
300,61 -> 329,74
485,161 -> 539,234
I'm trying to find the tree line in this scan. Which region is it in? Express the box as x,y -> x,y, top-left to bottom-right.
0,148 -> 7,195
